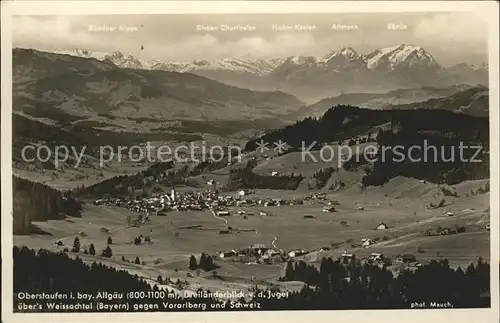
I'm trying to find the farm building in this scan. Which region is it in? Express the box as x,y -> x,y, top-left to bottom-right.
362,238 -> 374,247
271,171 -> 280,176
340,252 -> 355,264
303,214 -> 316,219
260,255 -> 272,264
357,206 -> 364,211
445,211 -> 454,217
219,250 -> 237,258
397,254 -> 417,263
440,228 -> 453,235
237,210 -> 246,215
217,210 -> 230,217
219,230 -> 231,234
369,253 -> 383,261
238,190 -> 246,196
323,206 -> 336,212
249,244 -> 268,254
266,249 -> 282,256
288,249 -> 308,258
207,180 -> 215,185
259,211 -> 268,216
376,223 -> 388,230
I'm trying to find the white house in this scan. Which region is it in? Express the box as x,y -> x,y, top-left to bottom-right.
369,253 -> 383,261
219,250 -> 237,258
323,206 -> 336,212
271,171 -> 279,176
238,190 -> 246,196
445,211 -> 454,217
217,210 -> 230,216
288,249 -> 308,258
357,206 -> 364,211
362,239 -> 374,247
267,249 -> 281,257
376,223 -> 388,230
259,211 -> 268,216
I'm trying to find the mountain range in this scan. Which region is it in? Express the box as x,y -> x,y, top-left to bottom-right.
13,48 -> 305,123
12,47 -> 489,138
49,44 -> 488,102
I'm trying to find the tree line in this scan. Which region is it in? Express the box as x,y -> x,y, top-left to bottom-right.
189,253 -> 218,271
274,256 -> 490,309
227,160 -> 304,190
13,176 -> 82,235
13,247 -> 490,311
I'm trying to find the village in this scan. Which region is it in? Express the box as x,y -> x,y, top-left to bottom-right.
89,187 -> 448,274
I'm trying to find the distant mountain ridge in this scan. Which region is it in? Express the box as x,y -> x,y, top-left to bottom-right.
51,44 -> 487,75
40,45 -> 488,102
387,85 -> 489,118
300,84 -> 484,118
12,48 -> 305,123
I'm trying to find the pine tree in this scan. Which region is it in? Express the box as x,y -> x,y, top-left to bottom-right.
285,261 -> 294,281
72,237 -> 80,253
199,253 -> 207,270
107,236 -> 113,245
206,256 -> 215,271
135,256 -> 141,265
101,246 -> 113,258
189,255 -> 198,270
89,243 -> 96,256
157,275 -> 163,284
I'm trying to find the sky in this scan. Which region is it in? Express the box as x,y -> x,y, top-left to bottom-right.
12,12 -> 489,66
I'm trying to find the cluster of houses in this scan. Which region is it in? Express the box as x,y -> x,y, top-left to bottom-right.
340,251 -> 420,269
217,244 -> 284,264
217,244 -> 336,265
340,251 -> 392,267
93,188 -> 311,220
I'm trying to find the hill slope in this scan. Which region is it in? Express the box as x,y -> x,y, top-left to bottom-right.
13,49 -> 305,122
300,84 -> 478,118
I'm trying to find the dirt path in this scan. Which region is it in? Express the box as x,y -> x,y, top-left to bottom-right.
211,209 -> 228,225
271,236 -> 284,253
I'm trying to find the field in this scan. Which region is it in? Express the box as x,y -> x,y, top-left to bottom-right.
14,177 -> 490,296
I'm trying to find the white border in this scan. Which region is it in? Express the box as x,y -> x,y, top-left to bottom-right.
1,1 -> 499,323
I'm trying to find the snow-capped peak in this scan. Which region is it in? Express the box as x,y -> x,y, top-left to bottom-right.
52,48 -> 144,69
324,47 -> 360,61
285,55 -> 318,65
42,44 -> 446,78
366,44 -> 439,71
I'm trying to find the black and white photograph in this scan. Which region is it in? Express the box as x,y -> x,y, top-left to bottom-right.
1,1 -> 499,322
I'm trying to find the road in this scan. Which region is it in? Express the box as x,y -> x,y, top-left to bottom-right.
211,209 -> 228,225
271,236 -> 284,254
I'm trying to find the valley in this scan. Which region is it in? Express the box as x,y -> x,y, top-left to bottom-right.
10,36 -> 492,311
